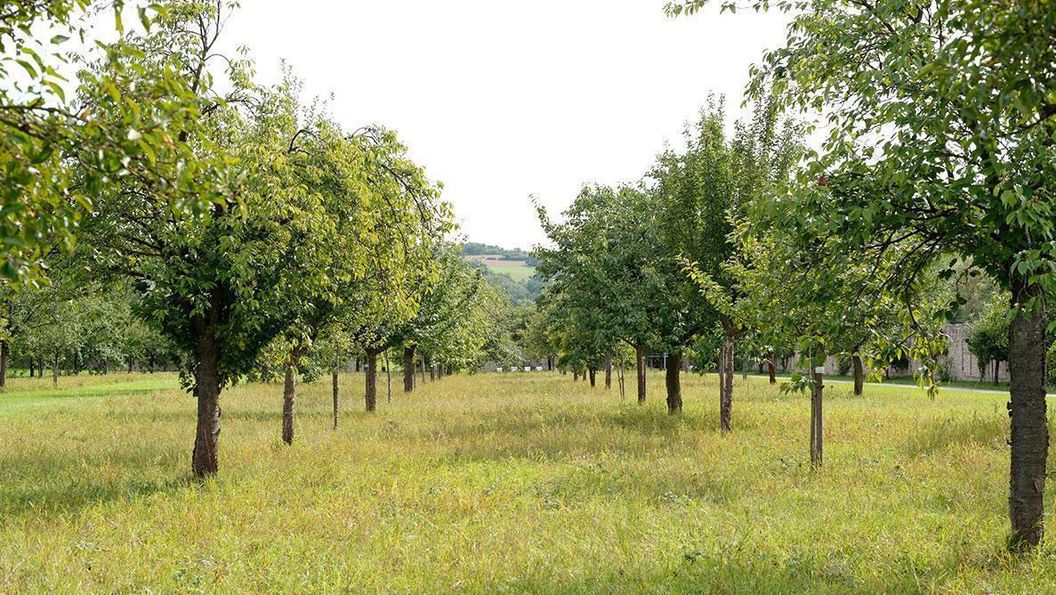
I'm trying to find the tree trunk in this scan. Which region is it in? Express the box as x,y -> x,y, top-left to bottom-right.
430,364 -> 436,381
52,353 -> 59,386
852,352 -> 864,396
420,359 -> 426,385
573,369 -> 579,382
994,361 -> 1000,385
666,352 -> 682,414
355,358 -> 361,373
281,360 -> 296,445
604,354 -> 612,389
127,355 -> 133,374
768,351 -> 777,384
385,350 -> 393,404
191,326 -> 222,478
635,341 -> 646,404
1007,285 -> 1048,551
0,339 -> 7,389
403,345 -> 415,393
332,367 -> 339,430
365,349 -> 378,412
720,324 -> 735,434
717,348 -> 725,393
810,368 -> 824,469
28,360 -> 35,378
588,368 -> 596,387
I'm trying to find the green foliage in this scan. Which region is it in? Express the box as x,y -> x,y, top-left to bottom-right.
469,259 -> 541,305
2,273 -> 176,377
965,294 -> 1011,381
675,0 -> 1056,318
462,242 -> 539,266
664,95 -> 803,357
0,1 -> 237,283
535,183 -> 685,370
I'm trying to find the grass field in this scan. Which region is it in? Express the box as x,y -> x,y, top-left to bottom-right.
474,256 -> 536,281
1,371 -> 1055,592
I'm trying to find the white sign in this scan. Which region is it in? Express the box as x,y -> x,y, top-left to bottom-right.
814,367 -> 826,374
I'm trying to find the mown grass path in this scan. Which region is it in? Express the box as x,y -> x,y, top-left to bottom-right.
0,374 -> 179,416
1,372 -> 1053,592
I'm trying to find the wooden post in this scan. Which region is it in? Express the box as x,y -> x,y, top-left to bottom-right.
810,366 -> 824,469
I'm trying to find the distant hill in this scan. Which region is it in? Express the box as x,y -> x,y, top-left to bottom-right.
462,242 -> 539,266
462,242 -> 541,305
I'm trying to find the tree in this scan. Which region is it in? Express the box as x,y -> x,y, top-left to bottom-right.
655,96 -> 801,429
0,282 -> 54,387
0,0 -> 104,281
76,0 -> 326,476
254,87 -> 448,444
667,0 -> 1056,549
1,1 -> 226,283
410,246 -> 503,376
535,184 -> 686,409
966,294 -> 1012,384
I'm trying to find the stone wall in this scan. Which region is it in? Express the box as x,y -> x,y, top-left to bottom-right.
944,322 -> 1008,382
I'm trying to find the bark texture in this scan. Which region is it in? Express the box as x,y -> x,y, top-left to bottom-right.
403,345 -> 415,393
810,369 -> 824,468
332,368 -> 339,430
191,324 -> 222,478
604,354 -> 612,389
635,342 -> 646,404
365,349 -> 378,412
666,352 -> 682,414
0,339 -> 8,389
1007,285 -> 1048,551
852,353 -> 864,396
720,325 -> 735,433
588,368 -> 596,387
768,351 -> 777,385
281,361 -> 296,445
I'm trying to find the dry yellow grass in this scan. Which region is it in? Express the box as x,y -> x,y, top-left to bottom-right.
0,371 -> 1053,592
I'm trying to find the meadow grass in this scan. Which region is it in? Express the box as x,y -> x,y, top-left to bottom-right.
1,371 -> 1054,592
484,261 -> 536,281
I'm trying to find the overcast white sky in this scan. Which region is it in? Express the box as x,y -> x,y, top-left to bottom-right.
220,1 -> 791,250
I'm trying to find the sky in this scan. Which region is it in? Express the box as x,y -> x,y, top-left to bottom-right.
219,1 -> 791,250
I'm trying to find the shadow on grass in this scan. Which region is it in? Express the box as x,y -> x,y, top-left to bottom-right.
903,414 -> 1008,457
487,548 -> 929,594
0,474 -> 196,520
